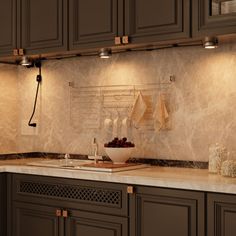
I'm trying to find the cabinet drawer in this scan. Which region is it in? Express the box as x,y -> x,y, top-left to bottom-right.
12,174 -> 128,216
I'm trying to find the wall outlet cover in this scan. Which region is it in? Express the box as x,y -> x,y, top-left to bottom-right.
21,120 -> 39,136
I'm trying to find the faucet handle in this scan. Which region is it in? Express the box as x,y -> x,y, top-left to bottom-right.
65,153 -> 70,160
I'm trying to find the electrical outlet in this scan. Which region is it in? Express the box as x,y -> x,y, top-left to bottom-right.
21,120 -> 39,135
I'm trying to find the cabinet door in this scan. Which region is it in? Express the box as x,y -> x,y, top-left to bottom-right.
0,174 -> 6,236
0,0 -> 17,57
19,0 -> 68,55
208,193 -> 236,236
193,0 -> 236,37
124,0 -> 190,44
66,209 -> 128,236
69,0 -> 122,50
12,202 -> 62,236
130,187 -> 205,236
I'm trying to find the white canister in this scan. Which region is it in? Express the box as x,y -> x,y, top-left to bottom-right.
208,143 -> 227,174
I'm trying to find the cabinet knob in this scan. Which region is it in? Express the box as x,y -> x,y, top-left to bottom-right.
115,36 -> 122,45
56,209 -> 62,217
127,186 -> 134,194
62,210 -> 68,218
122,36 -> 129,44
13,49 -> 19,56
18,49 -> 25,56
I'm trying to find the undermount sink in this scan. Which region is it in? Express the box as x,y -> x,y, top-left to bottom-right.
27,159 -> 93,169
27,158 -> 148,173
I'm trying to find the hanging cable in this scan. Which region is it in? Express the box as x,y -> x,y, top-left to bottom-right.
28,60 -> 42,127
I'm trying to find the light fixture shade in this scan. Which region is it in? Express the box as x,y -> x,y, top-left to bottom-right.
20,56 -> 32,66
99,48 -> 112,59
204,37 -> 218,49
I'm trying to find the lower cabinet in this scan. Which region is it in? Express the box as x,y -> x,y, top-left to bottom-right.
11,174 -> 128,236
66,209 -> 128,236
0,174 -> 6,236
12,202 -> 60,236
13,201 -> 128,236
208,193 -> 236,236
8,173 -> 236,236
130,186 -> 205,236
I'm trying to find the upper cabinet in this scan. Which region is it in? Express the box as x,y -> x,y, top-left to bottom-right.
0,0 -> 17,57
193,0 -> 236,37
19,0 -> 68,55
2,0 -> 236,58
69,0 -> 123,50
124,0 -> 190,44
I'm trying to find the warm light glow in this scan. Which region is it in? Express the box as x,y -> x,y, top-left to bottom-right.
20,56 -> 32,66
204,37 -> 218,49
99,48 -> 112,59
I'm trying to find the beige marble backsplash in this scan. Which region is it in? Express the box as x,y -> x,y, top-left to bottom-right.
0,64 -> 19,153
1,42 -> 236,161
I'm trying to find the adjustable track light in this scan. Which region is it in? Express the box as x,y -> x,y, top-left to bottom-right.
20,56 -> 32,66
203,36 -> 218,49
99,48 -> 112,59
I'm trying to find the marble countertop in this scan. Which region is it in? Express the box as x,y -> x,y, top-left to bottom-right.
0,158 -> 236,195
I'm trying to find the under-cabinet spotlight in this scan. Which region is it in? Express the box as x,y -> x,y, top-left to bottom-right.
203,36 -> 218,49
20,56 -> 32,66
99,48 -> 112,59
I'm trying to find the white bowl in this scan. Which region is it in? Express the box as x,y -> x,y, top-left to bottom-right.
105,147 -> 135,164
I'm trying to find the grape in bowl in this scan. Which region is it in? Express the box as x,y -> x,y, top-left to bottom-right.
104,138 -> 135,164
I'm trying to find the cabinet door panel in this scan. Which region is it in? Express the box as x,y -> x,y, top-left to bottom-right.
69,0 -> 121,50
20,0 -> 67,55
130,187 -> 205,236
208,193 -> 236,236
0,174 -> 6,236
12,202 -> 61,236
125,0 -> 190,44
0,0 -> 17,56
192,0 -> 236,36
66,210 -> 128,236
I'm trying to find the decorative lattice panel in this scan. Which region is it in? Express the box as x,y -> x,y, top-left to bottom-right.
19,181 -> 121,207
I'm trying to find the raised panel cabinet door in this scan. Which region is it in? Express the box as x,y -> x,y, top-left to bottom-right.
130,187 -> 205,236
208,193 -> 236,236
0,0 -> 17,57
124,0 -> 190,44
19,0 -> 68,55
0,174 -> 6,236
12,202 -> 62,236
192,0 -> 236,37
69,0 -> 122,50
65,209 -> 128,236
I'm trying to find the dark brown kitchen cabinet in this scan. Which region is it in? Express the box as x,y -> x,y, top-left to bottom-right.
192,0 -> 236,37
19,0 -> 68,55
0,0 -> 17,57
12,202 -> 60,236
12,202 -> 128,236
124,0 -> 190,45
0,174 -> 7,236
11,174 -> 129,236
66,209 -> 128,236
69,0 -> 122,50
208,193 -> 236,236
130,186 -> 205,236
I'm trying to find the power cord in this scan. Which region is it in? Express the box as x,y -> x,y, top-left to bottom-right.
28,60 -> 42,127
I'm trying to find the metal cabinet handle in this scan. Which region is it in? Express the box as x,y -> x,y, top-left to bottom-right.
62,210 -> 68,218
115,36 -> 122,45
127,186 -> 134,194
56,209 -> 62,217
18,48 -> 25,56
122,36 -> 129,44
13,49 -> 19,56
